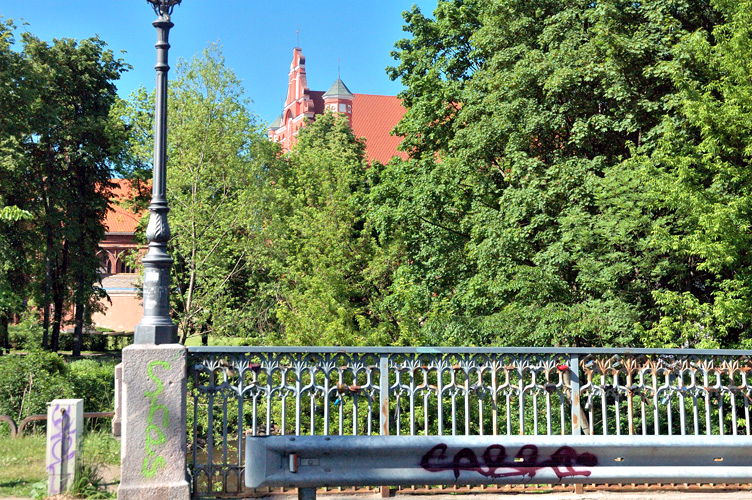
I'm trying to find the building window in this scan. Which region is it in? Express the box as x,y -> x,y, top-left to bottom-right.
118,261 -> 135,274
338,103 -> 347,113
99,254 -> 112,275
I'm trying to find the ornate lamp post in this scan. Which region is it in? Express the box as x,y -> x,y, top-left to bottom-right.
135,0 -> 182,344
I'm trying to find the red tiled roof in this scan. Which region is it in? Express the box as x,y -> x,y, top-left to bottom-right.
351,94 -> 407,165
105,179 -> 143,234
306,92 -> 407,164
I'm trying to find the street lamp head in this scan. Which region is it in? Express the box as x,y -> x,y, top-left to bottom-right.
146,0 -> 182,17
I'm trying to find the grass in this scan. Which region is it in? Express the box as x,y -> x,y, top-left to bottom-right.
0,433 -> 46,498
82,431 -> 121,466
0,430 -> 121,499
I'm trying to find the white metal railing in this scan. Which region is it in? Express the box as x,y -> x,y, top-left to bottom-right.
187,347 -> 752,498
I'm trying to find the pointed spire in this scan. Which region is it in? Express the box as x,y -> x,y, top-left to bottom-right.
323,77 -> 354,100
269,112 -> 283,130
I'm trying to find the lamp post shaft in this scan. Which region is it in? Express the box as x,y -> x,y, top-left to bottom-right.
134,15 -> 177,344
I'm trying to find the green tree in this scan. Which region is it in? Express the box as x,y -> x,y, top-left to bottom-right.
124,44 -> 279,344
0,24 -> 129,352
0,21 -> 31,350
632,0 -> 752,348
376,0 -> 725,346
265,112 -> 398,345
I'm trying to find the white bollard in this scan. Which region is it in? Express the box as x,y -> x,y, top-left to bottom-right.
46,399 -> 84,496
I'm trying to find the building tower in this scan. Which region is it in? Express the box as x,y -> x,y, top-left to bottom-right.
322,77 -> 354,125
268,47 -> 407,163
268,47 -> 316,151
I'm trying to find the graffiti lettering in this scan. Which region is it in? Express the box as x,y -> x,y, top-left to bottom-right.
46,405 -> 77,494
420,443 -> 597,481
142,360 -> 170,478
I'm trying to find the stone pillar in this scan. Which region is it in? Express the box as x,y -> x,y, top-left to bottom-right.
113,362 -> 122,437
118,344 -> 190,500
46,399 -> 84,496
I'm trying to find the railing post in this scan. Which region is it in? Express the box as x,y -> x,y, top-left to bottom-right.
570,353 -> 581,436
379,353 -> 391,498
379,354 -> 389,436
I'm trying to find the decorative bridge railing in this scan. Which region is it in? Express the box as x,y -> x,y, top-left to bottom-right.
186,347 -> 752,498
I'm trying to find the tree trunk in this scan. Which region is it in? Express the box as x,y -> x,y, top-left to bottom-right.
0,313 -> 9,350
42,147 -> 53,351
72,302 -> 84,357
51,296 -> 62,352
50,241 -> 69,353
42,237 -> 51,350
72,200 -> 86,357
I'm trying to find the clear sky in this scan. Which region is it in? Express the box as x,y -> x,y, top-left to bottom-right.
0,0 -> 437,125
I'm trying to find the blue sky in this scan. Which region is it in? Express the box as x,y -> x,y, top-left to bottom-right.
0,0 -> 437,124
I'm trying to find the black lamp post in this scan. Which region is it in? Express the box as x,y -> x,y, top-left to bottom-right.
135,0 -> 182,344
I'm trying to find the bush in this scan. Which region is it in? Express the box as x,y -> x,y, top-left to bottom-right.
0,353 -> 116,434
57,333 -> 108,352
0,350 -> 71,423
69,359 -> 116,415
7,316 -> 44,350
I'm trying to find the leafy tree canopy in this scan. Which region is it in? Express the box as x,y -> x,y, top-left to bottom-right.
373,0 -> 751,348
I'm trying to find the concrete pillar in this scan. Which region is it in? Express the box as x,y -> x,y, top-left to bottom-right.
118,344 -> 190,500
113,362 -> 122,436
46,398 -> 84,496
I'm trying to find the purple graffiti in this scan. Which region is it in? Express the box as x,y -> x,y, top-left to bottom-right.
46,405 -> 77,494
420,443 -> 597,481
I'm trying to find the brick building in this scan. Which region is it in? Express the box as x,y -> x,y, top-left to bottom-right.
268,47 -> 406,164
91,180 -> 144,332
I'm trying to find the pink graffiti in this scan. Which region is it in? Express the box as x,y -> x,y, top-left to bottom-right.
420,443 -> 596,481
46,405 -> 77,494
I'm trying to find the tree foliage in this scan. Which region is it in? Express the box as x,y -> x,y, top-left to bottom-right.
0,21 -> 128,352
263,112 -> 401,345
371,0 -> 752,347
123,44 -> 280,344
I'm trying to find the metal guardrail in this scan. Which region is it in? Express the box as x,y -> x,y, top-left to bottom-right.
187,347 -> 752,498
245,435 -> 752,489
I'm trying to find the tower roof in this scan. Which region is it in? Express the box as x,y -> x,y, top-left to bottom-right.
323,77 -> 354,100
269,113 -> 282,130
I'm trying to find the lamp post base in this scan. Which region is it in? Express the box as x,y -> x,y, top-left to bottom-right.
134,323 -> 178,345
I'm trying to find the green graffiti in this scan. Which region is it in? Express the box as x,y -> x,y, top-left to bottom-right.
142,360 -> 170,478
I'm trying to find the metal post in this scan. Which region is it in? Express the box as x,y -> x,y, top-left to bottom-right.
570,354 -> 583,494
571,353 -> 582,435
379,354 -> 389,436
135,2 -> 180,344
379,354 -> 391,498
